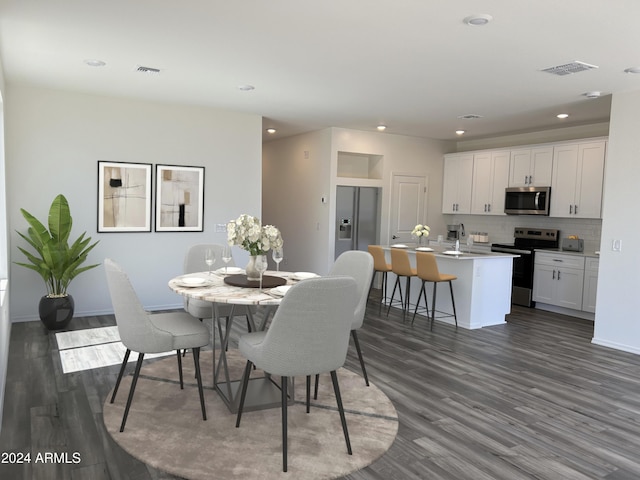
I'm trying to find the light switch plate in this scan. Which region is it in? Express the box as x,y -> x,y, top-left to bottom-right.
612,239 -> 622,252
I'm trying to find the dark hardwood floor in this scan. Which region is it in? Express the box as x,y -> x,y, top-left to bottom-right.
3,298 -> 640,479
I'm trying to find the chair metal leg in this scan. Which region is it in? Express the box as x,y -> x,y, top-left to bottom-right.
412,280 -> 429,325
111,348 -> 131,403
387,276 -> 404,317
306,376 -> 311,413
431,282 -> 438,331
235,360 -> 253,428
313,373 -> 320,399
176,350 -> 184,389
282,375 -> 289,472
449,280 -> 458,329
330,370 -> 352,455
192,347 -> 207,421
403,276 -> 411,321
351,330 -> 369,386
120,352 -> 144,432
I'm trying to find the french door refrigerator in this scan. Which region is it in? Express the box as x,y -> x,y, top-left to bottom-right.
335,186 -> 380,259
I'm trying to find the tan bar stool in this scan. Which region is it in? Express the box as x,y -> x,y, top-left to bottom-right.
387,248 -> 417,321
367,245 -> 392,314
412,252 -> 458,330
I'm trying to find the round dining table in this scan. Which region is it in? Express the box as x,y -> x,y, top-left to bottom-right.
168,268 -> 311,413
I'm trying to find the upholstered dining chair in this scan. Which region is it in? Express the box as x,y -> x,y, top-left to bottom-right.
367,245 -> 392,314
104,258 -> 209,432
235,276 -> 358,472
183,244 -> 250,354
412,252 -> 458,330
314,250 -> 374,395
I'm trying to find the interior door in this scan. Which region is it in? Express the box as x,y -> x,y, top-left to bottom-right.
389,174 -> 427,244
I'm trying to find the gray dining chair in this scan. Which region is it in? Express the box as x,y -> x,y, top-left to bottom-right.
315,250 -> 374,395
235,276 -> 358,472
183,244 -> 250,354
104,258 -> 210,432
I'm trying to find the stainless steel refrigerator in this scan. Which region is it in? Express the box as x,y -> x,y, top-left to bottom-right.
335,186 -> 381,259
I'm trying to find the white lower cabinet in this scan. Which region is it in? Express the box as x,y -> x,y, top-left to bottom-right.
582,257 -> 599,313
533,252 -> 585,310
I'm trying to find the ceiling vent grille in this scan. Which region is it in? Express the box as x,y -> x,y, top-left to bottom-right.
135,65 -> 161,75
541,61 -> 599,76
458,114 -> 483,119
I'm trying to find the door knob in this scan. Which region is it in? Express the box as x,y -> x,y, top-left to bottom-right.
392,235 -> 398,239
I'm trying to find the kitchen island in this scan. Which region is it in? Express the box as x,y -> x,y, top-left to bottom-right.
381,245 -> 518,329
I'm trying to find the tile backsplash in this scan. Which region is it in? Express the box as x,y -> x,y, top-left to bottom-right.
444,215 -> 602,253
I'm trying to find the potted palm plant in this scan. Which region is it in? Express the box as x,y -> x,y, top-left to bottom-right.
15,194 -> 100,330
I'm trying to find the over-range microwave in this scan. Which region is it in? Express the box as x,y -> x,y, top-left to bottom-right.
504,186 -> 551,215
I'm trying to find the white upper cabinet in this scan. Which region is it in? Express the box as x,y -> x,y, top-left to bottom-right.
442,153 -> 473,214
550,141 -> 606,218
471,151 -> 510,215
509,147 -> 553,187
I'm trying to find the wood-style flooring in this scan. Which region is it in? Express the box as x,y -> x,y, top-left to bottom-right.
2,299 -> 640,479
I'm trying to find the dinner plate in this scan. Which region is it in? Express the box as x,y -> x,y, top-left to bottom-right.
215,266 -> 243,275
176,277 -> 211,287
292,271 -> 320,281
415,247 -> 434,252
270,285 -> 292,297
390,244 -> 408,248
443,250 -> 463,255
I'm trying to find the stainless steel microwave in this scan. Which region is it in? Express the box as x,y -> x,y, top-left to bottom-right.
504,186 -> 551,215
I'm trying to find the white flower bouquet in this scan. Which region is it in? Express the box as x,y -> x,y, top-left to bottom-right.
411,224 -> 430,238
227,214 -> 283,256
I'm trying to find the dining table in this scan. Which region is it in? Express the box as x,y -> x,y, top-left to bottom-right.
168,267 -> 319,413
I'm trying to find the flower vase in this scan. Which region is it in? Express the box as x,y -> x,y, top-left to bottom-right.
245,255 -> 266,281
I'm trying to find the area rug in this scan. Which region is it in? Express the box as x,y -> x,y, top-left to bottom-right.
103,350 -> 398,479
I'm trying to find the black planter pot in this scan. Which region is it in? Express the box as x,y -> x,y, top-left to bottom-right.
39,295 -> 75,331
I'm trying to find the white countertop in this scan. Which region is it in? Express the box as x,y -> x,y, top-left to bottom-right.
384,245 -> 518,259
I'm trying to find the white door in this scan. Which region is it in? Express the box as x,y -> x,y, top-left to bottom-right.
389,174 -> 427,244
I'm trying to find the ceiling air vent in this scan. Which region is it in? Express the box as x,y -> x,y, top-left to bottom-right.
458,114 -> 483,120
541,61 -> 599,76
135,65 -> 161,75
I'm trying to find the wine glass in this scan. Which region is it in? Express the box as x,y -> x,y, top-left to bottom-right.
272,247 -> 283,272
204,248 -> 216,275
221,245 -> 232,274
466,235 -> 474,253
255,254 -> 268,292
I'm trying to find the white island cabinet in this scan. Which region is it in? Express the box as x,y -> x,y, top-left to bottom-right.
382,247 -> 518,329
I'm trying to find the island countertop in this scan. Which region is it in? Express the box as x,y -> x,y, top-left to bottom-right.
378,244 -> 517,329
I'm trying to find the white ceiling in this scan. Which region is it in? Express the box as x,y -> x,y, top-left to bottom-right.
1,1 -> 637,143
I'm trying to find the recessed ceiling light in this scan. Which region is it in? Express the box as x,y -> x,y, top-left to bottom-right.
456,130 -> 465,135
377,125 -> 387,131
557,113 -> 569,119
84,59 -> 106,67
584,91 -> 601,98
463,14 -> 493,26
238,84 -> 255,91
624,67 -> 640,74
266,128 -> 276,134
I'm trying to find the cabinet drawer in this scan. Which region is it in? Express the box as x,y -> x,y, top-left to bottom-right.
585,257 -> 599,271
535,252 -> 585,270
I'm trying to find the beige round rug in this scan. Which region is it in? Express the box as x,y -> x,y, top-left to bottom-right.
103,350 -> 398,479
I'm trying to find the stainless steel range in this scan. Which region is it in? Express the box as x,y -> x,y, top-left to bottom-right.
491,227 -> 559,307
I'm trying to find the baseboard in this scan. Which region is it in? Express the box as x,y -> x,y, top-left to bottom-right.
534,303 -> 595,321
591,337 -> 640,355
11,302 -> 184,323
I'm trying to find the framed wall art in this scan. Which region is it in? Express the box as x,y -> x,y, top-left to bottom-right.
97,161 -> 152,232
155,164 -> 205,232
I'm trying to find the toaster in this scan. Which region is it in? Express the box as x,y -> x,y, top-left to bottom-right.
561,238 -> 584,252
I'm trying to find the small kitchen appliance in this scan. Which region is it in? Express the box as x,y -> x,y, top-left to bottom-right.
447,224 -> 462,241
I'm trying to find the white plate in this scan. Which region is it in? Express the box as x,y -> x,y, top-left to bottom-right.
177,277 -> 210,287
270,285 -> 292,297
215,266 -> 243,275
292,272 -> 319,281
415,247 -> 434,252
443,250 -> 463,255
391,244 -> 408,248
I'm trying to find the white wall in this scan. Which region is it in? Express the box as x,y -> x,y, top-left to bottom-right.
0,57 -> 8,433
263,127 -> 453,275
592,91 -> 640,353
6,85 -> 262,321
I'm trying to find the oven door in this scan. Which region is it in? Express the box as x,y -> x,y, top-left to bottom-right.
491,246 -> 535,307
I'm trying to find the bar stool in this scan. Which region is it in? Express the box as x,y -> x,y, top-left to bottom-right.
412,252 -> 458,330
387,248 -> 417,321
367,245 -> 392,314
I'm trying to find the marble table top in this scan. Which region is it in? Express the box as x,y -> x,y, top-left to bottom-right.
168,270 -> 306,306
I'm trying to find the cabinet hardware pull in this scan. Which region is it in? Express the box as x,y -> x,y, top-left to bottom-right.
569,205 -> 573,214
552,270 -> 556,279
574,205 -> 578,215
488,204 -> 491,212
558,271 -> 561,280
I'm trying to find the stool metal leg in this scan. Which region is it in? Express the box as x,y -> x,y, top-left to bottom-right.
430,282 -> 438,331
449,280 -> 458,329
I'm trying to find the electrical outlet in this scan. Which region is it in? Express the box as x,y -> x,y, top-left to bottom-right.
215,223 -> 227,233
